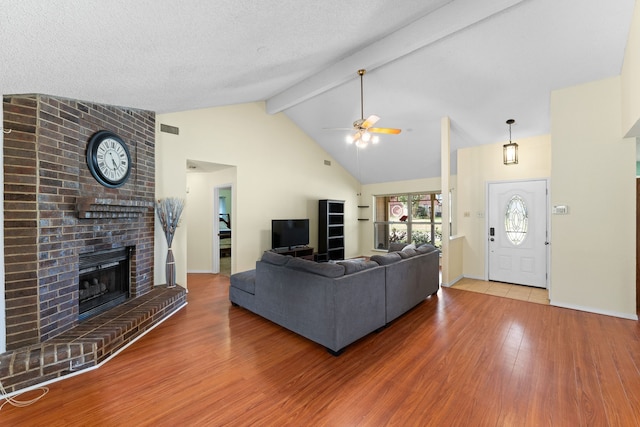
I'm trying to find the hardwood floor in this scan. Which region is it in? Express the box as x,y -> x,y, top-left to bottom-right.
3,273 -> 640,426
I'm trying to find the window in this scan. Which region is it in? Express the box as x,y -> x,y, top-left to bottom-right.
374,193 -> 443,250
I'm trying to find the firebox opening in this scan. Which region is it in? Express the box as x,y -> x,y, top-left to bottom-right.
79,247 -> 131,321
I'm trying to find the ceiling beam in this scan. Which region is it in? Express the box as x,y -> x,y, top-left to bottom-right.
266,0 -> 525,114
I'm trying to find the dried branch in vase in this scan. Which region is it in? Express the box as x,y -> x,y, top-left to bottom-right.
155,197 -> 185,247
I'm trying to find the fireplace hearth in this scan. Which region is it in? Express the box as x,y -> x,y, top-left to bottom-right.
79,247 -> 131,321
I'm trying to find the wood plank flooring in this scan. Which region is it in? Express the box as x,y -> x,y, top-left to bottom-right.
2,273 -> 639,426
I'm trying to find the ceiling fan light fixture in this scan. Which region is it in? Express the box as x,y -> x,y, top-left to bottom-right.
372,135 -> 380,144
361,131 -> 371,143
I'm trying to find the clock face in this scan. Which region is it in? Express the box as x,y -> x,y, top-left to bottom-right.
87,131 -> 132,188
97,138 -> 129,181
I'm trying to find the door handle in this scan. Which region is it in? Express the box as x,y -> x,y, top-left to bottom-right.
490,238 -> 495,242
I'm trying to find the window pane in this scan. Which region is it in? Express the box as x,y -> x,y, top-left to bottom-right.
505,195 -> 528,245
374,222 -> 390,250
388,196 -> 408,221
389,224 -> 408,245
411,194 -> 430,219
375,196 -> 389,222
433,223 -> 443,249
410,222 -> 431,246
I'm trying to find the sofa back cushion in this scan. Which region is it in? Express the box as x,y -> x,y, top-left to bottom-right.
337,260 -> 379,275
261,251 -> 291,266
416,244 -> 437,254
371,252 -> 402,266
286,257 -> 345,278
388,242 -> 408,252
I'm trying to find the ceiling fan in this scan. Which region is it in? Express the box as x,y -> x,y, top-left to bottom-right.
342,69 -> 401,148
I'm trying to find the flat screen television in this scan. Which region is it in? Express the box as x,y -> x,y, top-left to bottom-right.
272,219 -> 309,249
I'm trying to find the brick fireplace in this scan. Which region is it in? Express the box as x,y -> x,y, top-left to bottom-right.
3,94 -> 156,351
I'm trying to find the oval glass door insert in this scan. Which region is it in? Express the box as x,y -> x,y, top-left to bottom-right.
505,195 -> 528,245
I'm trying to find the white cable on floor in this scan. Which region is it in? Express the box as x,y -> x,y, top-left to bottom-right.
0,379 -> 48,410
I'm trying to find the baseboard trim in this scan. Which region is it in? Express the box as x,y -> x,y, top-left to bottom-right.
441,274 -> 464,287
550,300 -> 638,321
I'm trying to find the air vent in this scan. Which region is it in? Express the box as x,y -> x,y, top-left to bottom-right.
160,124 -> 179,135
324,160 -> 331,166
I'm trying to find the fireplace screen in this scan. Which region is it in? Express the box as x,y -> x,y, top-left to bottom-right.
79,247 -> 131,321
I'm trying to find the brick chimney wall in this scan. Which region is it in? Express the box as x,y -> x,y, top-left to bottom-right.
2,94 -> 156,351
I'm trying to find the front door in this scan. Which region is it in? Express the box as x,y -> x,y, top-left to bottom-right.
488,179 -> 548,288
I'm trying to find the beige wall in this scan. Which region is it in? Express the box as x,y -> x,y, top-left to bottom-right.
550,76 -> 636,318
456,135 -> 552,279
156,102 -> 360,285
622,0 -> 640,137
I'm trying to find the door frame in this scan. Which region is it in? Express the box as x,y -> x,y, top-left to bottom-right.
213,184 -> 233,274
484,178 -> 551,290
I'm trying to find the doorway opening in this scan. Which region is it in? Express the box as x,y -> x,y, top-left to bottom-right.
185,159 -> 236,277
215,186 -> 232,276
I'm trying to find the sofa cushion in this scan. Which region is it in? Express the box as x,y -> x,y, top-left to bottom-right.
286,257 -> 345,278
261,251 -> 291,266
400,248 -> 418,257
371,252 -> 402,266
416,244 -> 437,254
338,259 -> 379,275
388,242 -> 408,252
401,246 -> 419,257
230,269 -> 256,294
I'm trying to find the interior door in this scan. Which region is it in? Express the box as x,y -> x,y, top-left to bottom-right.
488,179 -> 548,288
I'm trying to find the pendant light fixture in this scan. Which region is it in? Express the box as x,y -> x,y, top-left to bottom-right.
503,119 -> 518,165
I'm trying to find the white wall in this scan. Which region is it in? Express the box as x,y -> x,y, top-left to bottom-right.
456,135 -> 552,279
550,76 -> 636,319
156,102 -> 360,285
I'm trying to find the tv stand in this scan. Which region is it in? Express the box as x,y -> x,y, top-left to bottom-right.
272,246 -> 314,260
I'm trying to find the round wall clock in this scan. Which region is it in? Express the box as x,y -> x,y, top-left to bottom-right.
86,130 -> 132,188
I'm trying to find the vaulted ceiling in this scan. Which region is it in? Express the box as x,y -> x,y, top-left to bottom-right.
1,0 -> 635,183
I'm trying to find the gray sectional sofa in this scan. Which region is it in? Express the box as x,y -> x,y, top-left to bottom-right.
229,243 -> 439,355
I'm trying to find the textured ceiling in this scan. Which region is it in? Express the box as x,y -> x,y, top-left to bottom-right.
1,0 -> 636,183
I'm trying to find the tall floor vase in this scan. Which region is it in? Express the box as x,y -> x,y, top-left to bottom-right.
165,247 -> 176,288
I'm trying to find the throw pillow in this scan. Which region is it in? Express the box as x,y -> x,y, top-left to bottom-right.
402,243 -> 417,252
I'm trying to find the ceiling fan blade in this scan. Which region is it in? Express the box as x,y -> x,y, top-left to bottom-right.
361,115 -> 380,129
369,127 -> 402,135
